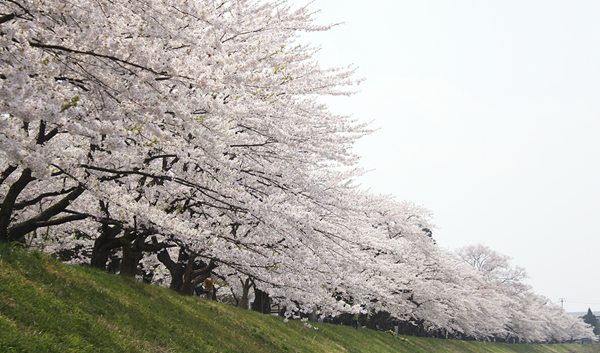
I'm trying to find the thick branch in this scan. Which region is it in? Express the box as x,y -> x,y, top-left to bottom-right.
13,186 -> 78,210
30,214 -> 87,228
191,259 -> 217,281
157,247 -> 177,272
35,120 -> 59,145
7,186 -> 84,240
0,13 -> 16,24
0,168 -> 33,241
0,165 -> 17,186
140,241 -> 175,253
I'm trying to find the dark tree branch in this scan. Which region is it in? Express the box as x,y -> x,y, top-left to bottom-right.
139,240 -> 175,253
0,168 -> 33,242
35,120 -> 59,144
0,165 -> 17,186
0,13 -> 16,24
7,186 -> 85,241
143,154 -> 178,164
28,40 -> 182,79
157,247 -> 177,271
229,139 -> 276,148
31,214 -> 88,228
54,76 -> 90,91
13,186 -> 77,210
191,258 -> 217,279
1,0 -> 33,24
5,0 -> 32,15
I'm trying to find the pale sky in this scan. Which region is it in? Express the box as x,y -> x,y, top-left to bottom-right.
294,0 -> 600,313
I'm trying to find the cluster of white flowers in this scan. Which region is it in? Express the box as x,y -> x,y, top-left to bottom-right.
0,0 -> 593,342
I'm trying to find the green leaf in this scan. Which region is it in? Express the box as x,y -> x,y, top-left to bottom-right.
59,96 -> 80,113
143,138 -> 159,147
125,125 -> 144,133
274,63 -> 286,75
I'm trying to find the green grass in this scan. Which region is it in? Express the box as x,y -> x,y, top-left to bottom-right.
0,244 -> 598,353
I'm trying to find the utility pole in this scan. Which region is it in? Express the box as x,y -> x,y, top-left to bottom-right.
559,298 -> 566,309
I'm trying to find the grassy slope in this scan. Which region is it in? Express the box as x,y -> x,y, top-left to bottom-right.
0,245 -> 598,353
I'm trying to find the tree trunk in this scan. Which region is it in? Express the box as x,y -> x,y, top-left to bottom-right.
181,255 -> 217,296
90,240 -> 113,269
169,264 -> 185,292
157,247 -> 188,292
120,233 -> 170,278
239,278 -> 252,309
120,239 -> 143,277
251,288 -> 272,314
90,222 -> 122,269
180,253 -> 198,295
157,247 -> 216,296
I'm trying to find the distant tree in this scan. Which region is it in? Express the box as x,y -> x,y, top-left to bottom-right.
456,244 -> 527,288
582,308 -> 599,335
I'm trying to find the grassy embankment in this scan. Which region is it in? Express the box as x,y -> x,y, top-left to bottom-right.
0,244 -> 598,353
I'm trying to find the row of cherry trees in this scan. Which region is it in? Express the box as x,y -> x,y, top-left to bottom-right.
0,0 -> 593,342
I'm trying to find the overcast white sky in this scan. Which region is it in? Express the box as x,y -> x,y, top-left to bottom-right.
293,0 -> 600,313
